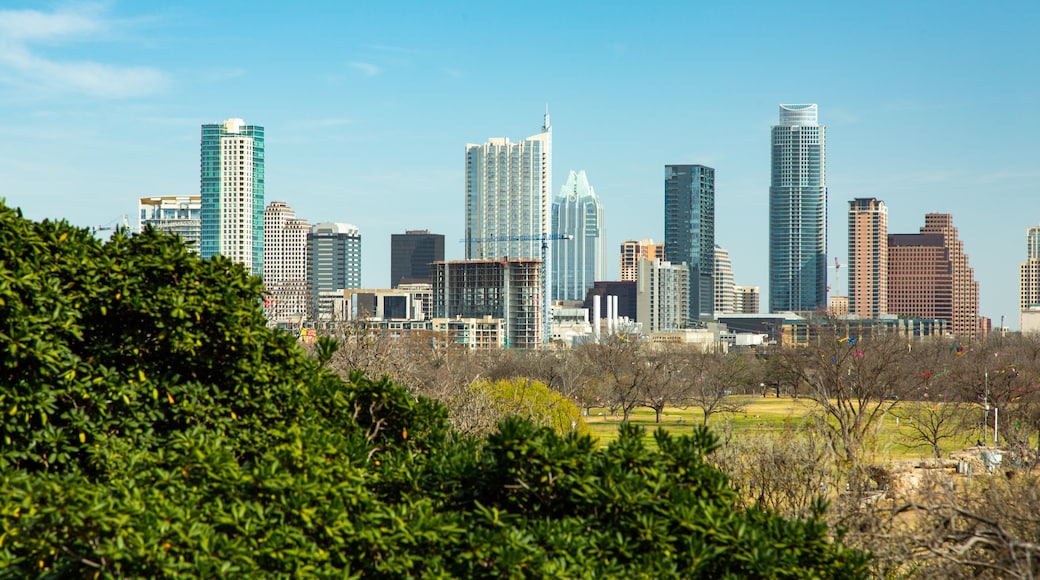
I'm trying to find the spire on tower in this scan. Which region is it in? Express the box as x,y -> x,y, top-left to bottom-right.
542,104 -> 551,133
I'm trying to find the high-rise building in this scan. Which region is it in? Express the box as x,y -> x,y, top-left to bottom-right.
769,104 -> 826,313
888,213 -> 979,339
714,245 -> 735,316
636,258 -> 689,333
390,229 -> 445,287
465,112 -> 552,343
620,239 -> 664,282
734,286 -> 760,314
920,214 -> 979,340
308,222 -> 361,319
665,164 -> 715,323
848,198 -> 888,319
433,259 -> 542,348
552,170 -> 607,301
263,201 -> 310,324
200,118 -> 265,276
139,195 -> 202,252
1021,227 -> 1040,332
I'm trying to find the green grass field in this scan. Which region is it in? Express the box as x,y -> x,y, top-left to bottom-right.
583,396 -> 982,461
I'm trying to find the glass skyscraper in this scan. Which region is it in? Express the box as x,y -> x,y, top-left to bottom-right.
200,118 -> 265,277
551,170 -> 606,301
664,164 -> 715,323
769,104 -> 826,312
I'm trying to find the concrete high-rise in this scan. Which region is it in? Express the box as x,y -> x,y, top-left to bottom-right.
848,198 -> 888,319
390,229 -> 444,287
433,259 -> 543,349
308,222 -> 361,319
139,195 -> 202,253
200,118 -> 265,276
465,112 -> 552,342
769,104 -> 826,313
620,239 -> 664,282
1020,227 -> 1040,332
734,286 -> 760,314
920,214 -> 979,339
665,164 -> 715,323
263,201 -> 310,324
552,170 -> 607,301
636,258 -> 689,333
714,245 -> 735,316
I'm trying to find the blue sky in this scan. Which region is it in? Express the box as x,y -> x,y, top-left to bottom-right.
1,1 -> 1037,328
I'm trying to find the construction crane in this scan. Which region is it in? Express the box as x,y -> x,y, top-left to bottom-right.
459,232 -> 574,347
92,213 -> 131,235
828,256 -> 842,295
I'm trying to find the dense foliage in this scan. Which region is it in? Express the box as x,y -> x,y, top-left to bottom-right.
0,204 -> 868,577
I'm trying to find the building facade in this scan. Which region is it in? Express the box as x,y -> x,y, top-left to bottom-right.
308,222 -> 361,319
263,201 -> 311,324
636,258 -> 689,333
390,229 -> 444,287
919,214 -> 979,339
714,245 -> 735,316
769,104 -> 827,313
620,239 -> 664,282
138,195 -> 202,252
734,285 -> 760,314
1021,227 -> 1040,331
665,164 -> 715,323
433,259 -> 543,349
200,118 -> 265,276
888,232 -> 953,326
465,113 -> 552,343
552,170 -> 607,301
848,197 -> 888,319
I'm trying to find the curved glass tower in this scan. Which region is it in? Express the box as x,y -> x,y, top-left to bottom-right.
769,104 -> 826,312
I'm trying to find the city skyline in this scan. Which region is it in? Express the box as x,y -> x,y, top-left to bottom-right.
1,2 -> 1037,328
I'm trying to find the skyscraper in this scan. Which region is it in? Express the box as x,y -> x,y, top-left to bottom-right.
465,112 -> 552,342
920,214 -> 979,339
433,259 -> 543,348
665,164 -> 715,323
848,198 -> 888,319
139,195 -> 201,253
636,258 -> 689,333
769,104 -> 826,313
308,222 -> 361,319
620,239 -> 664,282
200,118 -> 265,276
1020,227 -> 1040,331
263,201 -> 310,324
390,229 -> 445,287
714,245 -> 735,316
552,170 -> 607,301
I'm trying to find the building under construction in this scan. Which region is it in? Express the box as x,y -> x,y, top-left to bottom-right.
433,259 -> 542,348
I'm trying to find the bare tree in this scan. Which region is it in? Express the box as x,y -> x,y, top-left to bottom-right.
686,351 -> 750,426
895,400 -> 970,459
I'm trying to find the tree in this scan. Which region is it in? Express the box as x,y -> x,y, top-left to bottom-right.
687,351 -> 751,426
895,400 -> 968,459
0,204 -> 869,577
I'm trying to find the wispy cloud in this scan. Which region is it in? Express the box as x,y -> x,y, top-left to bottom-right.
349,61 -> 381,77
0,4 -> 168,98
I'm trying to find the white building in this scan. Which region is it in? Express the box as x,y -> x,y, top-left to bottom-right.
139,195 -> 201,252
713,245 -> 735,316
263,201 -> 310,325
637,258 -> 689,333
465,112 -> 552,344
552,170 -> 607,301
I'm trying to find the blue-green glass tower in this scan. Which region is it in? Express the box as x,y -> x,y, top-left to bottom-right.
769,104 -> 826,312
664,164 -> 715,324
200,118 -> 265,277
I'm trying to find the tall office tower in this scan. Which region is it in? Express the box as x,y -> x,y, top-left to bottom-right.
919,214 -> 979,339
1020,227 -> 1040,331
308,222 -> 361,319
465,112 -> 552,343
848,198 -> 888,319
887,233 -> 952,327
665,164 -> 715,323
263,201 -> 311,323
433,259 -> 543,348
636,258 -> 689,333
552,170 -> 607,301
734,285 -> 760,314
139,195 -> 202,252
769,104 -> 826,313
200,118 -> 265,276
390,229 -> 445,287
714,245 -> 735,316
620,239 -> 664,282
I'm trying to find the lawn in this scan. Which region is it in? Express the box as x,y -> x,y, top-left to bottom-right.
583,396 -> 982,461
